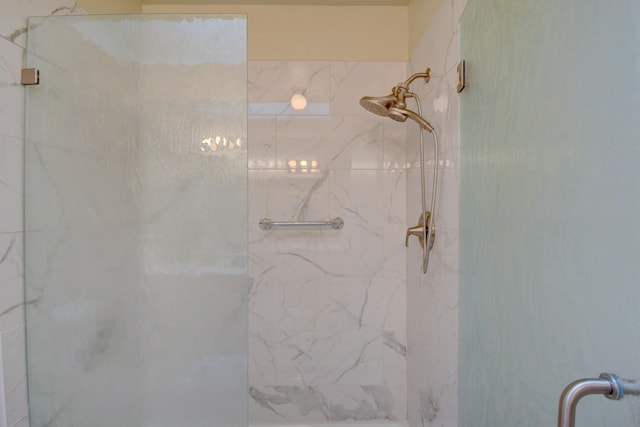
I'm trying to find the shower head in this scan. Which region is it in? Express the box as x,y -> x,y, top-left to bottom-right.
359,67 -> 434,132
388,106 -> 435,133
359,94 -> 397,117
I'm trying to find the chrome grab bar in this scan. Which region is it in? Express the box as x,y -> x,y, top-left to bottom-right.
558,373 -> 640,427
259,217 -> 344,231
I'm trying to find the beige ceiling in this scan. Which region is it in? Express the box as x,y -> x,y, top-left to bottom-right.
141,0 -> 409,5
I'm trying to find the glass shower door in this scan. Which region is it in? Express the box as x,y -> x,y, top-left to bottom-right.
459,1 -> 640,426
24,15 -> 247,427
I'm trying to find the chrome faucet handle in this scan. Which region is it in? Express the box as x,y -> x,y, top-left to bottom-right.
405,211 -> 434,249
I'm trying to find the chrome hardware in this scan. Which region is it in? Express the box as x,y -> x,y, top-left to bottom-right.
259,217 -> 344,231
405,211 -> 435,250
21,68 -> 39,85
558,373 -> 640,427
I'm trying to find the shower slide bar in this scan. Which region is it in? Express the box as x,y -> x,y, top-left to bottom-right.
259,217 -> 344,231
558,373 -> 640,427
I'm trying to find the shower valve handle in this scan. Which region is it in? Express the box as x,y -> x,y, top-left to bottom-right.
405,211 -> 434,249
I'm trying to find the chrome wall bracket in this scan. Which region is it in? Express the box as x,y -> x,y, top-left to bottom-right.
558,373 -> 640,427
21,68 -> 39,85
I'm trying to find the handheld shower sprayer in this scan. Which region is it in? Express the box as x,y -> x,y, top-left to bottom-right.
359,68 -> 439,274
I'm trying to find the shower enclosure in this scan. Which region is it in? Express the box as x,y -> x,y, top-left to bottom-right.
23,14 -> 247,426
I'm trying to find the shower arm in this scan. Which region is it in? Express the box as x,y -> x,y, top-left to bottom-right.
393,69 -> 431,107
400,68 -> 431,89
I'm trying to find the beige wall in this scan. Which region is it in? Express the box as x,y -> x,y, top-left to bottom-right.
76,0 -> 141,13
75,0 -> 448,61
142,4 -> 408,61
408,0 -> 445,54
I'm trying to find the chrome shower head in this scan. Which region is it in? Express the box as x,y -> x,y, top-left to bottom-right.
359,94 -> 397,117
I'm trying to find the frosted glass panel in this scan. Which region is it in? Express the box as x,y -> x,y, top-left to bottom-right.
24,15 -> 247,427
460,2 -> 640,426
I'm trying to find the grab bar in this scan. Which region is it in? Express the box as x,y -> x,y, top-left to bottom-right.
259,217 -> 344,231
558,373 -> 640,427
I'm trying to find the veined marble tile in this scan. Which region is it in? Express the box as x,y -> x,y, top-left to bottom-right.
0,0 -> 83,48
1,326 -> 28,427
328,275 -> 405,333
407,167 -> 458,232
382,329 -> 407,420
328,169 -> 406,226
0,135 -> 23,233
276,115 -> 384,170
0,39 -> 24,141
0,233 -> 24,332
272,224 -> 384,279
415,0 -> 462,78
250,383 -> 402,422
262,329 -> 383,386
330,62 -> 408,116
381,223 -> 407,281
329,170 -> 386,227
249,169 -> 330,223
383,120 -> 408,169
248,116 -> 276,169
326,277 -> 369,331
249,269 -> 330,334
249,225 -> 278,296
249,61 -> 330,116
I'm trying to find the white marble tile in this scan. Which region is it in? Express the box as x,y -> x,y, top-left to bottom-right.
270,329 -> 383,386
249,169 -> 330,223
406,0 -> 462,425
326,277 -> 369,331
0,135 -> 23,233
0,39 -> 24,142
249,61 -> 330,115
249,225 -> 278,295
0,0 -> 83,48
276,115 -> 384,170
249,384 -> 331,422
1,326 -> 28,427
384,119 -> 408,169
329,170 -> 386,228
272,224 -> 384,279
250,383 -> 404,422
382,329 -> 407,420
249,269 -> 330,334
248,116 -> 276,169
330,61 -> 408,116
0,234 -> 24,332
407,167 -> 457,233
335,275 -> 405,333
381,223 -> 407,282
319,384 -> 402,420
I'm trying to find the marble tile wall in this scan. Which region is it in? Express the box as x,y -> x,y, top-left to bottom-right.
247,61 -> 409,423
0,2 -> 84,426
406,1 -> 466,426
